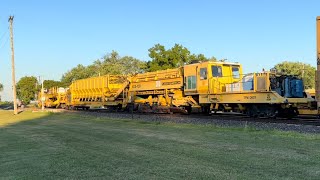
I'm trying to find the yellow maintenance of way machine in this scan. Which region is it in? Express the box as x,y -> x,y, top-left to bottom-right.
41,60 -> 317,118
128,60 -> 316,117
39,60 -> 317,118
40,16 -> 320,118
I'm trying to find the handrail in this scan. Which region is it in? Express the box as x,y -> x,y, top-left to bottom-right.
208,72 -> 271,94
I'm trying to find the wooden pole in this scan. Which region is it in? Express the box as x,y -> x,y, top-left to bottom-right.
41,77 -> 44,110
9,16 -> 18,115
316,17 -> 320,111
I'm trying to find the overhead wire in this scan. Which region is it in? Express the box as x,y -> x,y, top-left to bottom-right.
0,23 -> 9,51
0,36 -> 9,50
0,29 -> 9,43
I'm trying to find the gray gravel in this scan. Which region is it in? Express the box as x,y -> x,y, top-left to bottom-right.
73,111 -> 320,134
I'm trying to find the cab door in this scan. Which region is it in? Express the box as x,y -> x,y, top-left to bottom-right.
208,64 -> 223,93
197,63 -> 209,94
184,64 -> 198,95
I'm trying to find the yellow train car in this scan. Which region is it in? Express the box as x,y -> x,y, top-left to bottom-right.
128,60 -> 316,117
66,75 -> 129,109
49,59 -> 316,117
128,67 -> 199,113
38,87 -> 67,108
183,61 -> 316,117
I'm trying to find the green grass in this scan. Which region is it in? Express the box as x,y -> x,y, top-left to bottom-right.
0,110 -> 320,179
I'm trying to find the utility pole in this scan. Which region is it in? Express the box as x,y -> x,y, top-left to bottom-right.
316,16 -> 320,110
9,16 -> 18,115
41,77 -> 44,110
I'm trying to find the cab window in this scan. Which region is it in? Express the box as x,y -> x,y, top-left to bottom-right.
232,66 -> 240,79
187,76 -> 196,89
200,68 -> 207,80
212,66 -> 222,77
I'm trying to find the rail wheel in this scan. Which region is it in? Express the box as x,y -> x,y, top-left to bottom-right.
201,106 -> 211,115
277,107 -> 298,119
185,105 -> 192,114
246,105 -> 259,118
60,104 -> 66,109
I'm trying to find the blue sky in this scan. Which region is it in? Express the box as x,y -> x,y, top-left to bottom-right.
0,0 -> 319,101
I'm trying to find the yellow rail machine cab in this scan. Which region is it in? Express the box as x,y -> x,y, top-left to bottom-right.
183,61 -> 243,95
182,60 -> 243,113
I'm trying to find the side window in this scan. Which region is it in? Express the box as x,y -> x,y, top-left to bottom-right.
232,66 -> 240,79
187,76 -> 196,89
200,68 -> 207,80
212,66 -> 222,77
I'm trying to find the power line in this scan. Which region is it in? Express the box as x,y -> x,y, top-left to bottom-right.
0,17 -> 8,30
0,29 -> 9,42
0,37 -> 9,50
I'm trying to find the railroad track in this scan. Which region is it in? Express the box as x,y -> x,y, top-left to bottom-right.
71,108 -> 320,127
29,107 -> 320,133
159,113 -> 320,127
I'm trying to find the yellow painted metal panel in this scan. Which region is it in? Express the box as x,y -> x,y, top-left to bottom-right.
130,68 -> 183,91
68,75 -> 128,107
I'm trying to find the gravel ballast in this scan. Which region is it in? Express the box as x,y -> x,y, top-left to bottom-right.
73,111 -> 320,134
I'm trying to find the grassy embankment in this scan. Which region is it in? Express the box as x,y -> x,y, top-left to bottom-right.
0,110 -> 319,179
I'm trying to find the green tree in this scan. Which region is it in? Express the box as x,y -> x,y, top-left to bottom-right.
147,44 -> 214,71
189,53 -> 208,62
208,56 -> 217,61
119,56 -> 147,74
43,80 -> 64,89
16,76 -> 38,104
95,51 -> 146,75
273,61 -> 316,89
61,64 -> 93,86
61,51 -> 146,85
147,44 -> 191,71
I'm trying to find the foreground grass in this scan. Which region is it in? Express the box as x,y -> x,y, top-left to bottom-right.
0,110 -> 48,127
0,111 -> 320,179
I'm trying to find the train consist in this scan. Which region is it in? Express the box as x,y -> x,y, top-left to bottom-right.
39,17 -> 320,119
39,60 -> 317,118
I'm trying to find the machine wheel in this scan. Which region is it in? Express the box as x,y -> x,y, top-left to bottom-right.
60,104 -> 66,109
185,105 -> 192,114
277,107 -> 298,119
201,106 -> 211,115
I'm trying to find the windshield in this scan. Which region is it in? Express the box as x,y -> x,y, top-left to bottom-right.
212,66 -> 222,77
232,66 -> 240,79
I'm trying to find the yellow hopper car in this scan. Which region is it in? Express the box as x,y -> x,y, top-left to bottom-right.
66,75 -> 129,110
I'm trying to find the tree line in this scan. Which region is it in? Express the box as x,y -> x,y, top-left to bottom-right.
8,44 -> 316,104
60,44 -> 216,86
